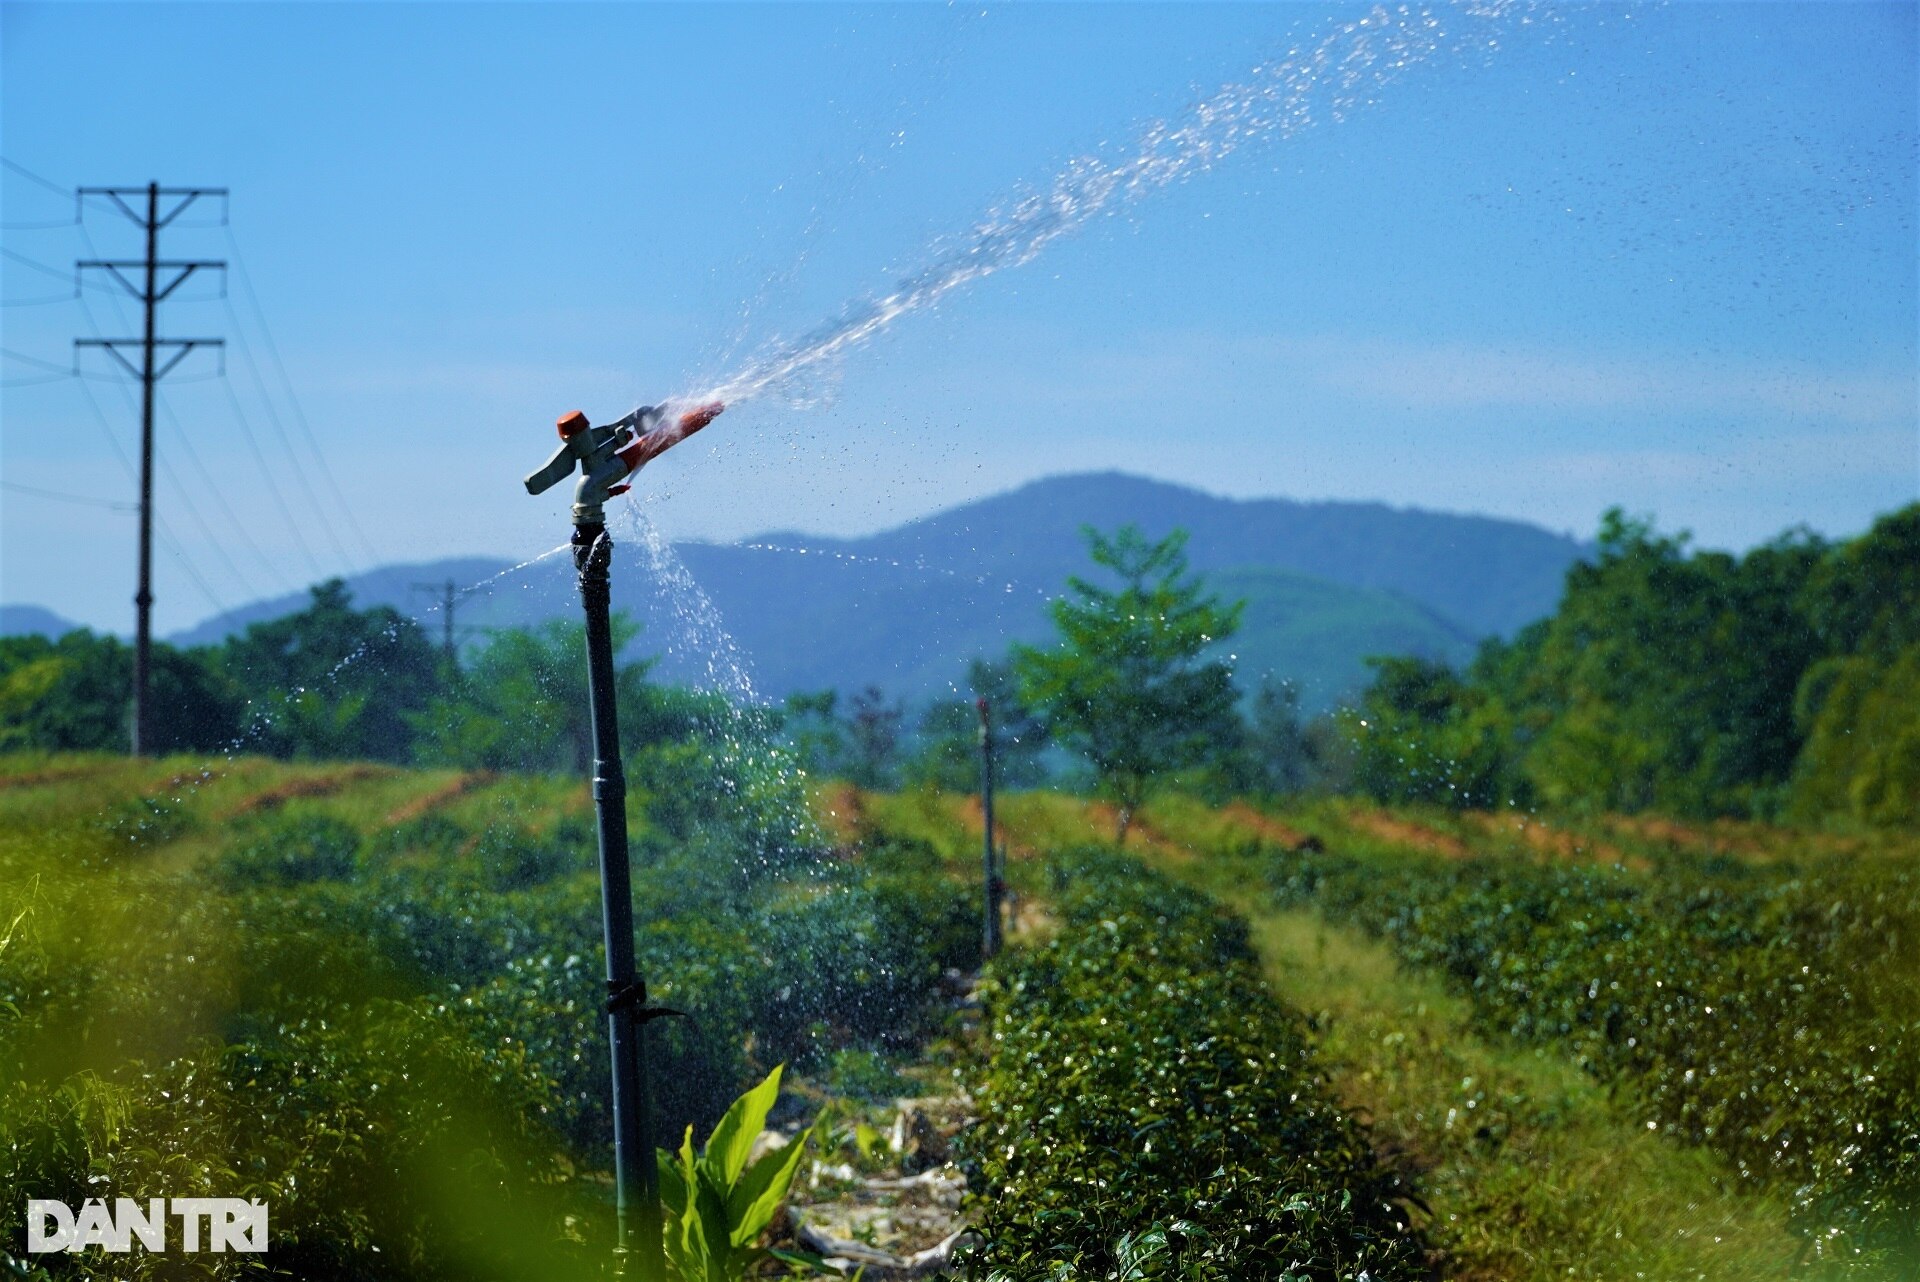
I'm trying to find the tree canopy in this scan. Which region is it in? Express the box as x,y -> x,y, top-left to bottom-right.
1013,525 -> 1242,841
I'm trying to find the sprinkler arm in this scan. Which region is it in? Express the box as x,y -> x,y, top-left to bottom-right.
524,401 -> 725,525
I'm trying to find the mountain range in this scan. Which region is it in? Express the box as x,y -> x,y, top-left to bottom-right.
22,473 -> 1591,714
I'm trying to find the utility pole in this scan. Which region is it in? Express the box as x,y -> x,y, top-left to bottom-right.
75,182 -> 227,757
411,578 -> 462,673
978,698 -> 1004,959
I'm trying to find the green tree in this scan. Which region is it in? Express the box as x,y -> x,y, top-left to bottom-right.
905,659 -> 1051,792
777,689 -> 848,780
413,613 -> 687,772
0,630 -> 241,754
1242,677 -> 1317,796
1790,643 -> 1920,827
1788,504 -> 1920,826
224,579 -> 442,762
969,658 -> 1050,787
1800,502 -> 1920,659
845,685 -> 903,790
905,698 -> 980,792
1344,655 -> 1517,809
1505,511 -> 1820,816
1013,525 -> 1242,842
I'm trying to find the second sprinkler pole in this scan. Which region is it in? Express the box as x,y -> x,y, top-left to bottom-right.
523,397 -> 724,1280
979,698 -> 1005,959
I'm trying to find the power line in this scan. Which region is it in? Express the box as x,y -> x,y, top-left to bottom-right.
73,370 -> 229,617
1,156 -> 73,198
2,246 -> 110,290
151,422 -> 265,601
218,294 -> 358,573
1,346 -> 72,373
156,387 -> 292,595
223,224 -> 381,567
0,155 -> 125,235
1,480 -> 138,512
216,375 -> 328,580
77,239 -> 326,585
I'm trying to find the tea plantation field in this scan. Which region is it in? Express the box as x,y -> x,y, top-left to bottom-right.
3,755 -> 1916,1280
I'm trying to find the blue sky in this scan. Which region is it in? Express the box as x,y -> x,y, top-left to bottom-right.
3,1 -> 1915,636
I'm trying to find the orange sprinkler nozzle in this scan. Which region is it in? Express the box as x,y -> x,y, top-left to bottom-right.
557,410 -> 590,439
678,401 -> 725,435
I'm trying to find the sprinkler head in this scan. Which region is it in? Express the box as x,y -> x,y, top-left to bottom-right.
679,401 -> 725,435
523,401 -> 725,525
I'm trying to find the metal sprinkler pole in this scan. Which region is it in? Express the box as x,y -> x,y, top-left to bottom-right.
978,698 -> 1003,959
573,518 -> 662,1278
524,401 -> 721,1279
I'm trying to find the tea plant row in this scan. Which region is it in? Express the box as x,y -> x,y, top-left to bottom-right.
1264,844 -> 1919,1275
0,797 -> 975,1279
960,850 -> 1425,1281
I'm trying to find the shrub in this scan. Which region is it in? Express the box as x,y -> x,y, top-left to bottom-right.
214,814 -> 362,888
961,850 -> 1425,1281
1266,844 -> 1920,1275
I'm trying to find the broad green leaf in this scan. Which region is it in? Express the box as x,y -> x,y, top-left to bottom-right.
678,1171 -> 714,1282
677,1123 -> 698,1191
701,1063 -> 783,1190
657,1150 -> 688,1218
694,1165 -> 736,1281
727,1122 -> 814,1248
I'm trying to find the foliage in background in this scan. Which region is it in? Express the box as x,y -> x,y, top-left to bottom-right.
6,503 -> 1914,831
906,660 -> 1051,794
0,630 -> 241,754
224,580 -> 443,762
961,849 -> 1424,1281
1014,526 -> 1242,841
1343,656 -> 1517,810
1789,505 -> 1920,827
1342,503 -> 1920,825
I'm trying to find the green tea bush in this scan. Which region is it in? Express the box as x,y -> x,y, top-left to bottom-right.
2,763 -> 977,1277
748,874 -> 976,1068
961,850 -> 1424,1281
1,1001 -> 597,1281
1266,846 -> 1920,1275
213,813 -> 362,888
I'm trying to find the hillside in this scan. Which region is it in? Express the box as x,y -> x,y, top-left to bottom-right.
138,473 -> 1578,711
0,604 -> 79,639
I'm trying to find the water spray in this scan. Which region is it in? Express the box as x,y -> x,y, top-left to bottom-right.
523,398 -> 722,1278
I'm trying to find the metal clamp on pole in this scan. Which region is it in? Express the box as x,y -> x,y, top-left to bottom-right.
524,399 -> 722,1280
603,978 -> 691,1024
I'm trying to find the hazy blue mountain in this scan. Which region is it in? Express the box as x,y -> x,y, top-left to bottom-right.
169,558 -> 515,649
0,605 -> 84,639
167,472 -> 1584,713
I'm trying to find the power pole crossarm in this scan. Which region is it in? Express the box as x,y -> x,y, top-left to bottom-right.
77,260 -> 225,302
73,181 -> 229,757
